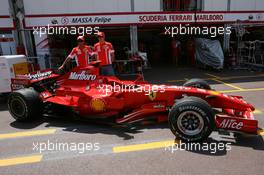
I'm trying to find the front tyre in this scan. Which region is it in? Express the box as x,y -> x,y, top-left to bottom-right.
169,97 -> 215,142
8,88 -> 42,121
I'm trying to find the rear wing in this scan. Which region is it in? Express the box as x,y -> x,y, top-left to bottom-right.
11,69 -> 60,91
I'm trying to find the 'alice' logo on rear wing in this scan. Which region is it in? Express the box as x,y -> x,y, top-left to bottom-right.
69,71 -> 97,81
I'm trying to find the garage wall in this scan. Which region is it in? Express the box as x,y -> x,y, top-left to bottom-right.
23,0 -> 131,15
0,1 -> 14,29
255,0 -> 264,11
134,0 -> 160,12
204,0 -> 264,11
22,0 -> 264,15
231,0 -> 264,11
0,0 -> 10,15
203,0 -> 228,11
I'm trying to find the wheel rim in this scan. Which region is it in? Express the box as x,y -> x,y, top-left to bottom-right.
10,97 -> 26,117
176,111 -> 204,136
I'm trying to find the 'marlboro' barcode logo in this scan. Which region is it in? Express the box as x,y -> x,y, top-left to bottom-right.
27,71 -> 52,80
69,71 -> 96,80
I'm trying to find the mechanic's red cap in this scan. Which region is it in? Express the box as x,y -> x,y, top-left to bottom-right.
77,36 -> 85,41
97,32 -> 105,38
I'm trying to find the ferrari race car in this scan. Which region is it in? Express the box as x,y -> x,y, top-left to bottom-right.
7,62 -> 260,142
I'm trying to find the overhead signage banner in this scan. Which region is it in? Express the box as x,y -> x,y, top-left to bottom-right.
24,12 -> 264,28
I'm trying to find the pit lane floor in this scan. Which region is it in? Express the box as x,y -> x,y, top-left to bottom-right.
0,67 -> 264,175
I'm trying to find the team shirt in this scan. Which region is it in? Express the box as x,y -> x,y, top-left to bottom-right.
68,45 -> 93,67
94,42 -> 114,66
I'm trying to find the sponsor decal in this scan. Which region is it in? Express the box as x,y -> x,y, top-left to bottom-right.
139,15 -> 169,22
153,104 -> 165,109
248,14 -> 254,20
169,86 -> 192,90
256,13 -> 263,20
69,71 -> 97,81
61,17 -> 69,25
26,71 -> 52,80
148,91 -> 157,101
219,119 -> 243,130
90,98 -> 105,112
71,17 -> 111,24
51,18 -> 58,24
209,90 -> 220,96
138,14 -> 223,22
197,89 -> 207,93
178,106 -> 206,116
195,14 -> 223,21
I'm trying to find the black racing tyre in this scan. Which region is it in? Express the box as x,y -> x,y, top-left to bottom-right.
183,78 -> 211,90
168,96 -> 215,142
8,88 -> 43,122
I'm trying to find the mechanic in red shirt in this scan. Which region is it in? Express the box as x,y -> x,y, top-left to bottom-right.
94,32 -> 115,76
171,38 -> 181,66
59,36 -> 93,70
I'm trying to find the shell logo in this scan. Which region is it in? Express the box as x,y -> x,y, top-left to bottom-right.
90,98 -> 106,112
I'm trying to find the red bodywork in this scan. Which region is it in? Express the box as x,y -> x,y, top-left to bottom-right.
11,65 -> 259,134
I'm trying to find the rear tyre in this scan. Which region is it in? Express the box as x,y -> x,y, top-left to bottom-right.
183,78 -> 211,90
169,97 -> 215,142
8,88 -> 42,121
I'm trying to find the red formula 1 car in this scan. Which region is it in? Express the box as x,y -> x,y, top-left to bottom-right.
7,62 -> 260,142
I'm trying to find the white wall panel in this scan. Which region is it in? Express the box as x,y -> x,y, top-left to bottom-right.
231,0 -> 262,11
23,0 -> 131,15
255,0 -> 264,11
231,0 -> 254,10
23,0 -> 264,15
134,0 -> 160,12
0,0 -> 10,15
202,0 -> 264,11
203,0 -> 228,11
